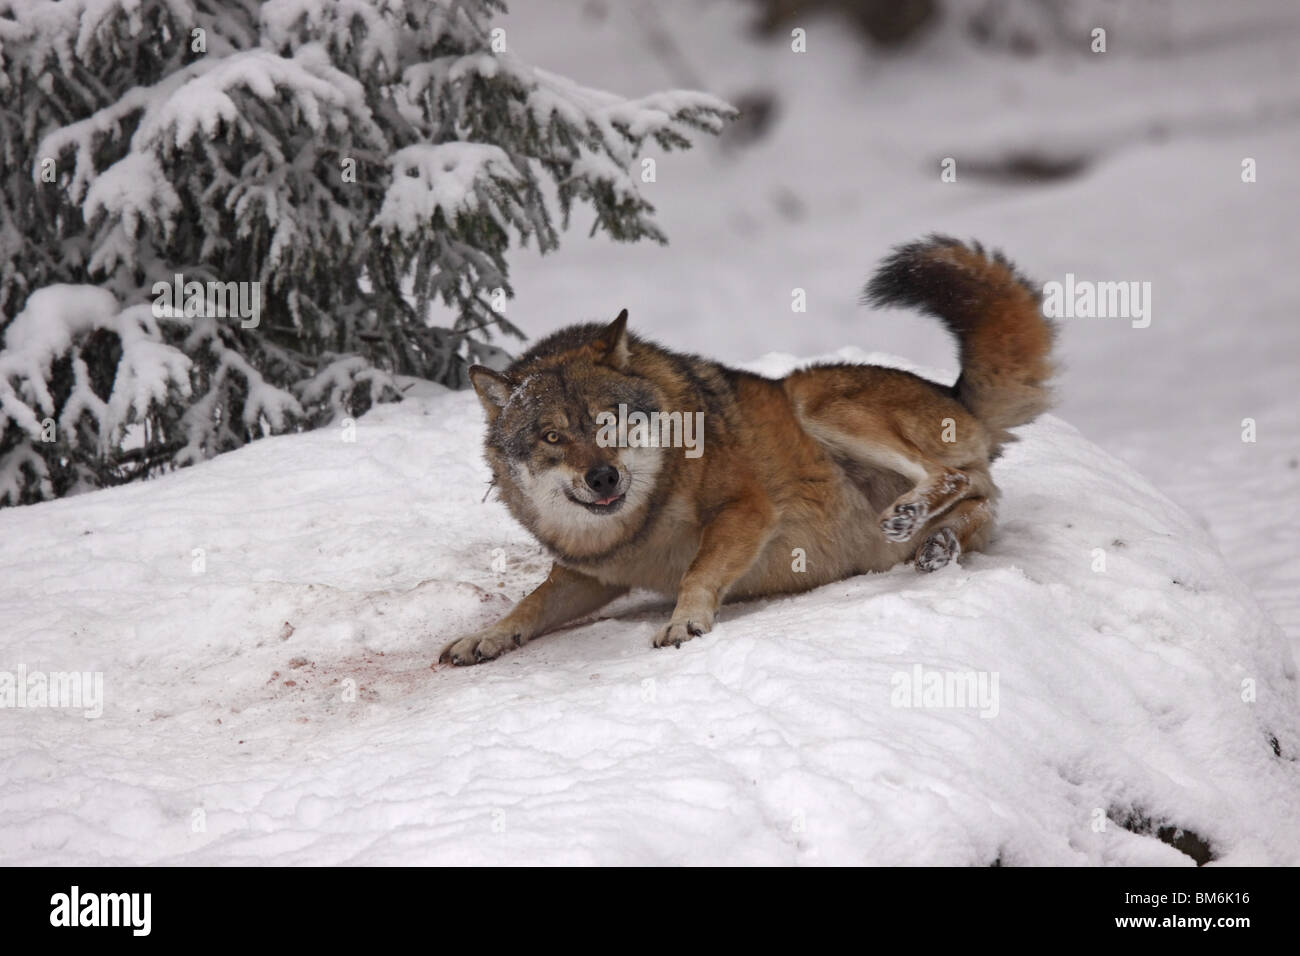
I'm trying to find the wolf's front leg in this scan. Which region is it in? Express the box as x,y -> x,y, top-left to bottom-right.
440,564 -> 627,666
654,495 -> 775,649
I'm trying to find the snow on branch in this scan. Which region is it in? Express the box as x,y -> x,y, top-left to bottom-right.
1,0 -> 732,506
374,142 -> 523,238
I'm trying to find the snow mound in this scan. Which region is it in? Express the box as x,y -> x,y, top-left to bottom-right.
0,351 -> 1295,865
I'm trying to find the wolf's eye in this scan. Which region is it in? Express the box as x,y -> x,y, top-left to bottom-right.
543,430 -> 561,444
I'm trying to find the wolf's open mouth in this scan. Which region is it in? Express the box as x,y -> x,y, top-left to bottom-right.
567,490 -> 626,514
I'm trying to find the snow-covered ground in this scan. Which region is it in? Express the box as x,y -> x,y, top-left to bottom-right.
3,0 -> 1299,864
1,357 -> 1295,864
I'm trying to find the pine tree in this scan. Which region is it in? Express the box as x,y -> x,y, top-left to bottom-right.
0,0 -> 733,505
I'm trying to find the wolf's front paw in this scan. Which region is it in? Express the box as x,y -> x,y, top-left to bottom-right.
915,526 -> 960,572
881,501 -> 927,543
439,623 -> 525,666
653,617 -> 710,649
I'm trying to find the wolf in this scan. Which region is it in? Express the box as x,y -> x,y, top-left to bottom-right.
440,236 -> 1054,665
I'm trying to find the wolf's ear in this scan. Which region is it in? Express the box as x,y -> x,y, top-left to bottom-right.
468,365 -> 514,420
593,309 -> 630,370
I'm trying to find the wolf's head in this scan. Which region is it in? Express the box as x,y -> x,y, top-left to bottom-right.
469,311 -> 674,561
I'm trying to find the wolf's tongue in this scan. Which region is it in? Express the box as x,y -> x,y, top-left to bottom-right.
595,494 -> 620,506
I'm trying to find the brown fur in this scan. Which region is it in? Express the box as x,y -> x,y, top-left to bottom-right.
440,236 -> 1054,665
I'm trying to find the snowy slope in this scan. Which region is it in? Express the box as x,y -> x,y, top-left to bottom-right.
2,352 -> 1296,865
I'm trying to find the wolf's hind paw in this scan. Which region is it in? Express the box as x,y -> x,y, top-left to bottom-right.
915,527 -> 961,572
881,501 -> 926,543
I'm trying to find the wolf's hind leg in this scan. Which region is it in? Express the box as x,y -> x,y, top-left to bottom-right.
879,466 -> 972,542
793,407 -> 983,544
788,371 -> 993,546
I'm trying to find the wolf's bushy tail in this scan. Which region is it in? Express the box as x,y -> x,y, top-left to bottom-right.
864,235 -> 1055,453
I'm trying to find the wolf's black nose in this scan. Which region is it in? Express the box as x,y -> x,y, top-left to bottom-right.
584,465 -> 620,496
